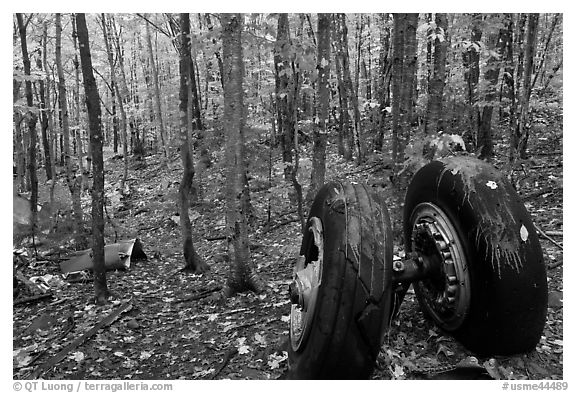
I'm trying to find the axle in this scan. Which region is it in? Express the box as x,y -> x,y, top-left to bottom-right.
391,252 -> 441,285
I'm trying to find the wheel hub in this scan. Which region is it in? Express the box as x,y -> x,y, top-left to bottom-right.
290,217 -> 323,351
410,203 -> 471,331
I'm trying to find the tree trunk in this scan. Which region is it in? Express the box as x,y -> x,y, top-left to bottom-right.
178,13 -> 209,274
308,13 -> 331,205
145,19 -> 169,159
39,21 -> 53,181
188,40 -> 203,131
221,13 -> 264,296
392,13 -> 418,169
16,13 -> 39,242
478,15 -> 507,160
205,14 -> 225,91
462,14 -> 483,151
110,16 -> 130,184
75,13 -> 110,305
391,13 -> 405,164
274,13 -> 296,181
56,13 -> 85,249
424,13 -> 448,136
333,14 -> 353,160
71,15 -> 86,178
376,13 -> 392,152
341,15 -> 363,162
516,13 -> 540,159
42,20 -> 57,199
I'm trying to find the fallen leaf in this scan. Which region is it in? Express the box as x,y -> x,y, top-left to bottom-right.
238,345 -> 251,355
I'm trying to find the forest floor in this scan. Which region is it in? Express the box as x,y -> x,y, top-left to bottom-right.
13,124 -> 563,380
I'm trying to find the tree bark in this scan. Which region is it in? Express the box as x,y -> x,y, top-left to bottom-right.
221,13 -> 263,296
274,13 -> 296,181
462,14 -> 483,151
392,13 -> 418,169
178,13 -> 209,274
391,13 -> 405,164
16,13 -> 39,241
55,13 -> 85,248
110,16 -> 129,184
333,14 -> 354,160
478,15 -> 508,160
75,13 -> 110,305
376,13 -> 392,152
71,15 -> 86,177
39,21 -> 53,181
516,13 -> 540,159
308,13 -> 331,205
424,13 -> 448,135
145,19 -> 169,159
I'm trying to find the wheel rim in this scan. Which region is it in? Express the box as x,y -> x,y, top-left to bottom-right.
410,203 -> 471,331
290,217 -> 323,351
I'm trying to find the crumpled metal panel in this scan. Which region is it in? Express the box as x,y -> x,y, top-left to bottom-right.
59,238 -> 147,273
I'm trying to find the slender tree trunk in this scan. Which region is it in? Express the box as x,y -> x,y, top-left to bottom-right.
145,19 -> 169,159
308,14 -> 331,206
392,13 -> 418,169
221,13 -> 263,296
71,15 -> 86,178
55,13 -> 85,248
402,14 -> 418,154
42,20 -> 57,203
178,13 -> 209,274
424,13 -> 448,136
376,13 -> 392,152
478,15 -> 507,160
39,22 -> 53,181
16,13 -> 39,243
76,13 -> 110,305
274,13 -> 296,181
188,42 -> 203,131
13,78 -> 26,192
516,13 -> 540,159
531,13 -> 559,93
110,16 -> 130,184
391,13 -> 405,165
205,14 -> 225,91
340,15 -> 363,162
333,14 -> 353,160
462,14 -> 483,151
509,14 -> 527,161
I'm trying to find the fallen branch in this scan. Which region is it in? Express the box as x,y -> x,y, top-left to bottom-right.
544,230 -> 563,237
534,223 -> 563,250
263,217 -> 300,233
13,293 -> 53,306
206,235 -> 227,241
30,302 -> 132,379
173,286 -> 223,304
211,348 -> 238,380
548,260 -> 563,269
521,186 -> 554,202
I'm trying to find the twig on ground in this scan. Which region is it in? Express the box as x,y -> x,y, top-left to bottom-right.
263,217 -> 299,233
211,348 -> 238,379
14,293 -> 53,306
534,223 -> 563,250
544,230 -> 562,237
521,186 -> 554,201
206,235 -> 227,241
29,302 -> 132,379
548,260 -> 563,269
173,286 -> 223,304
